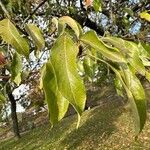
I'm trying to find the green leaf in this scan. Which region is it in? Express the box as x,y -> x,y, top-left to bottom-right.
50,33 -> 86,115
93,0 -> 102,12
145,71 -> 150,82
137,43 -> 150,67
121,67 -> 147,134
102,37 -> 145,75
52,17 -> 58,29
39,65 -> 46,90
21,70 -> 30,81
59,16 -> 81,38
0,92 -> 6,103
140,43 -> 150,57
83,50 -> 96,81
25,24 -> 45,56
42,61 -> 69,126
11,52 -> 22,85
0,19 -> 29,58
83,57 -> 94,81
80,31 -> 126,63
140,11 -> 150,22
114,76 -> 123,97
88,54 -> 146,135
77,59 -> 84,74
124,8 -> 134,17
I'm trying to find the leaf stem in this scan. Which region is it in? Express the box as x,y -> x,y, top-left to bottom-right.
0,0 -> 11,19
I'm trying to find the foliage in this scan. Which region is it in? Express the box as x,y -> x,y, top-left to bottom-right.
0,0 -> 150,137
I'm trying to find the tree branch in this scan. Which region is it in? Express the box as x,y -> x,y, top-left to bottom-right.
23,0 -> 48,24
0,0 -> 11,19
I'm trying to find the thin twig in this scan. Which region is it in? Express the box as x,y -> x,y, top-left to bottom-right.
0,0 -> 11,19
0,75 -> 10,79
23,0 -> 48,25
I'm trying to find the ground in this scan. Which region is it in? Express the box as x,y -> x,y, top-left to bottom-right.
0,94 -> 150,150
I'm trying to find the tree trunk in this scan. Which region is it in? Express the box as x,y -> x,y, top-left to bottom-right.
8,93 -> 21,139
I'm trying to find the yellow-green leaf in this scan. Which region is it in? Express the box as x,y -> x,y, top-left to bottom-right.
140,11 -> 150,22
25,24 -> 45,55
59,16 -> 81,38
121,67 -> 147,134
42,61 -> 69,126
93,0 -> 102,12
83,50 -> 96,81
11,52 -> 22,85
50,34 -> 86,115
89,55 -> 147,135
0,92 -> 6,103
102,37 -> 146,75
0,19 -> 29,58
80,31 -> 126,63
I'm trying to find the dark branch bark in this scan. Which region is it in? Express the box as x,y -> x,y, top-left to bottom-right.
84,18 -> 104,36
23,0 -> 48,23
8,92 -> 21,139
72,15 -> 104,36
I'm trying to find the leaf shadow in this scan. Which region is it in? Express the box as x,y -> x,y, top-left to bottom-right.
58,97 -> 126,150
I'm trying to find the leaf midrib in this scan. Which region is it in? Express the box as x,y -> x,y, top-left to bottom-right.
81,37 -> 125,62
63,35 -> 77,109
7,20 -> 25,53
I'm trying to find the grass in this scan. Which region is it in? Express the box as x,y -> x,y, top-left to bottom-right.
1,97 -> 150,150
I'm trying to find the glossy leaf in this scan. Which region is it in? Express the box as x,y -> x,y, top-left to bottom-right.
88,54 -> 147,135
77,59 -> 84,74
42,61 -> 69,126
80,31 -> 126,63
11,52 -> 22,85
0,92 -> 6,103
83,50 -> 96,81
102,37 -> 145,75
50,33 -> 86,115
59,16 -> 81,38
140,11 -> 150,22
0,19 -> 29,58
114,76 -> 123,97
137,43 -> 150,67
121,67 -> 147,134
124,8 -> 134,17
25,24 -> 45,55
111,65 -> 146,135
93,0 -> 102,12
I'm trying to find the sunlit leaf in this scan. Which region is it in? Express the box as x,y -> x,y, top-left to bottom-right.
11,52 -> 22,85
0,92 -> 6,103
25,24 -> 45,56
93,0 -> 102,12
80,31 -> 126,63
124,8 -> 134,17
42,61 -> 69,126
88,54 -> 147,135
77,59 -> 84,74
102,37 -> 145,75
114,76 -> 123,97
83,50 -> 96,81
121,67 -> 147,134
50,33 -> 86,115
140,11 -> 150,22
59,16 -> 81,38
0,19 -> 29,58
